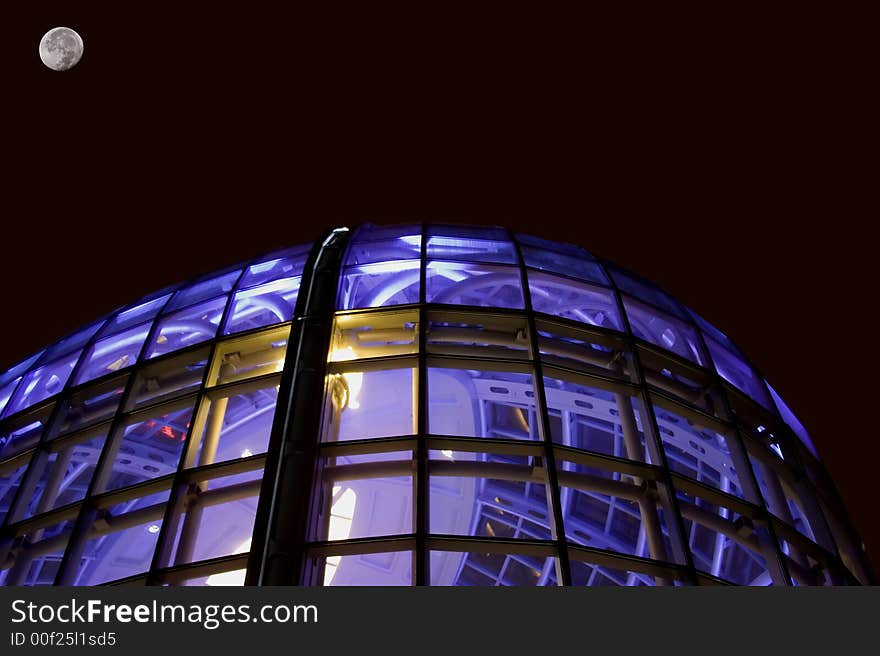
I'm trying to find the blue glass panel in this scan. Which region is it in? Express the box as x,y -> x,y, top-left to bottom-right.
5,352 -> 80,416
428,225 -> 510,241
238,244 -> 311,289
0,455 -> 33,526
517,233 -> 596,259
74,323 -> 151,385
54,376 -> 127,437
350,223 -> 421,242
767,383 -> 818,457
337,261 -> 421,310
165,270 -> 240,313
147,296 -> 227,359
426,236 -> 516,264
521,248 -> 608,285
688,309 -> 746,359
38,320 -> 104,365
0,411 -> 50,460
345,236 -> 421,266
99,293 -> 171,337
623,297 -> 707,366
426,261 -> 524,309
570,561 -> 660,586
0,351 -> 44,389
322,368 -> 417,441
609,267 -> 689,320
704,337 -> 772,409
528,270 -> 621,329
323,551 -> 413,586
224,277 -> 300,334
0,378 -> 21,418
428,368 -> 537,439
0,518 -> 73,586
21,431 -> 109,519
431,551 -> 557,586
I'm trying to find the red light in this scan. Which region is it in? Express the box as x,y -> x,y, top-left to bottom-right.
160,425 -> 175,439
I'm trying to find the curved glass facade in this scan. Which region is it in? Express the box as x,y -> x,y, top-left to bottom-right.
0,225 -> 872,586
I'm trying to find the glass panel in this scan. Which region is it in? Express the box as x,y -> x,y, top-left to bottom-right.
430,450 -> 552,540
676,488 -> 771,585
165,270 -> 240,313
609,268 -> 688,319
74,323 -> 152,385
320,551 -> 412,586
0,454 -> 33,525
428,225 -> 510,242
127,348 -> 209,410
622,297 -> 707,366
177,564 -> 248,587
238,244 -> 311,289
426,235 -> 517,264
323,367 -> 417,441
431,551 -> 557,586
6,351 -> 80,416
185,381 -> 278,468
0,407 -> 52,461
345,235 -> 421,266
0,519 -> 74,586
207,327 -> 288,387
337,260 -> 421,310
767,383 -> 818,457
705,337 -> 772,409
537,325 -> 629,381
349,223 -> 421,243
76,489 -> 171,584
312,451 -> 413,541
570,560 -> 660,586
99,293 -> 170,337
426,312 -> 530,359
0,378 -> 21,418
224,278 -> 299,335
20,430 -> 109,519
652,401 -> 747,499
520,246 -> 608,286
38,320 -> 104,365
426,261 -> 524,309
96,401 -> 196,493
146,296 -> 227,359
53,376 -> 126,438
428,368 -> 538,440
527,270 -> 621,329
543,376 -> 649,461
0,351 -> 44,389
330,310 -> 419,361
162,470 -> 262,567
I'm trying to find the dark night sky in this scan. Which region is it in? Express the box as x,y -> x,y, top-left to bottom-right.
3,4 -> 877,577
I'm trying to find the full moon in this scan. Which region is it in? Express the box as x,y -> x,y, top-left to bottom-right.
39,27 -> 84,71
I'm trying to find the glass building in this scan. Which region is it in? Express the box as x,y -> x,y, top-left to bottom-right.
0,224 -> 873,586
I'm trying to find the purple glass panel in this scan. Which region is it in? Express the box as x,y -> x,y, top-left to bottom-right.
426,235 -> 517,264
164,472 -> 261,566
146,296 -> 226,359
76,489 -> 171,585
317,474 -> 413,540
224,277 -> 299,334
767,383 -> 818,457
430,450 -> 551,539
0,456 -> 32,525
99,293 -> 170,337
5,351 -> 80,416
0,351 -> 43,389
527,270 -> 621,329
337,260 -> 421,310
623,297 -> 707,366
676,488 -> 771,585
0,519 -> 73,586
543,376 -> 649,461
652,403 -> 746,499
431,551 -> 558,586
99,404 -> 195,493
350,223 -> 421,242
428,368 -> 538,440
426,261 -> 524,309
165,270 -> 240,313
323,367 -> 416,442
74,323 -> 151,385
345,235 -> 421,266
688,309 -> 747,358
187,385 -> 277,467
705,337 -> 772,409
517,234 -> 608,286
0,410 -> 51,460
54,376 -> 126,437
322,551 -> 413,586
609,267 -> 688,319
537,330 -> 624,379
570,561 -> 659,586
38,320 -> 104,365
127,350 -> 207,411
21,431 -> 109,519
0,378 -> 21,418
238,244 -> 311,289
428,225 -> 510,241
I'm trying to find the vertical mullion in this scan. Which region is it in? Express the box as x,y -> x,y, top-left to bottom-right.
414,222 -> 429,586
597,257 -> 699,586
509,232 -> 571,586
